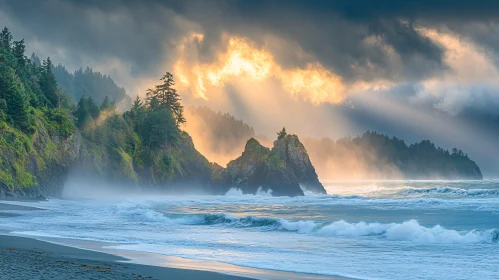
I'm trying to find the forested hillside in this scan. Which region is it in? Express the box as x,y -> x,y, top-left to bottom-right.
0,27 -> 78,194
0,27 -> 215,196
303,132 -> 483,180
52,64 -> 131,108
75,73 -> 215,189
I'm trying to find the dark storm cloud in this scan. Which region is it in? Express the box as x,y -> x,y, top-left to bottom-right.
2,0 -> 498,83
163,0 -> 447,81
165,0 -> 499,80
0,0 -> 184,77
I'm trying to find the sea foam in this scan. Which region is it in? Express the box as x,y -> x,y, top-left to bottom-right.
400,187 -> 499,197
224,187 -> 273,196
115,206 -> 498,244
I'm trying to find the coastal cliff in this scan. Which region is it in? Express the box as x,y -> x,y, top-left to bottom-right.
0,111 -> 80,198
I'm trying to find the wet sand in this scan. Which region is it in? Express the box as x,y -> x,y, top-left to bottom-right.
0,234 -> 257,280
0,201 -> 351,280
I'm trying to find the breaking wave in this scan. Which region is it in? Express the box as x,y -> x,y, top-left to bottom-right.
224,187 -> 273,196
116,207 -> 498,244
400,187 -> 499,197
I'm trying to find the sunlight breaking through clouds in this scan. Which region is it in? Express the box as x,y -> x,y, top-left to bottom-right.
173,33 -> 348,104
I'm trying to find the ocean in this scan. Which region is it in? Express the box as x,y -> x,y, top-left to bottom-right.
1,180 -> 498,280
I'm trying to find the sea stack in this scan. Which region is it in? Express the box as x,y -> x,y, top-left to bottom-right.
222,133 -> 326,196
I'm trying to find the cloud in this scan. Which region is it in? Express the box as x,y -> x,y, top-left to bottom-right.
173,33 -> 349,104
0,0 -> 470,94
410,27 -> 499,116
0,0 -> 199,95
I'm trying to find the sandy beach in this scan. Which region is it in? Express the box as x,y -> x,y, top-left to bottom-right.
0,234 -> 259,280
0,202 -> 256,280
0,202 -> 350,280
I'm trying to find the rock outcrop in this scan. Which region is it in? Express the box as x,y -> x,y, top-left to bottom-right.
220,135 -> 326,196
272,134 -> 326,194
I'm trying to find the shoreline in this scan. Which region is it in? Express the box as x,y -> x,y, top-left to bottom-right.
0,234 -> 350,280
0,201 -> 353,280
0,234 -> 256,280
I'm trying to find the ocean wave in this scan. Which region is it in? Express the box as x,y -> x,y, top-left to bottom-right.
280,218 -> 498,244
116,207 -> 498,244
400,187 -> 499,197
225,187 -> 273,196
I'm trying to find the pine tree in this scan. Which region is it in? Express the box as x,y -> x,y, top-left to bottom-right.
277,127 -> 287,140
75,96 -> 100,128
0,64 -> 32,132
12,39 -> 26,69
100,95 -> 111,110
9,89 -> 31,132
30,53 -> 41,66
132,95 -> 143,111
0,27 -> 12,50
146,72 -> 185,126
75,97 -> 90,129
40,57 -> 59,107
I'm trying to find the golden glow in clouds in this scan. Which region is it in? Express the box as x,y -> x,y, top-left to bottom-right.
174,34 -> 346,104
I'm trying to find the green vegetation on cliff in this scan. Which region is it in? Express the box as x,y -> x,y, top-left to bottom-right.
0,27 -> 213,196
74,72 -> 213,190
0,27 -> 78,195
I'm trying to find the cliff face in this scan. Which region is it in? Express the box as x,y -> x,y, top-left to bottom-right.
221,135 -> 326,196
76,127 -> 216,194
0,115 -> 80,198
147,132 -> 215,193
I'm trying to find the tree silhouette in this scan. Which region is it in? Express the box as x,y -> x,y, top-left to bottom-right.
146,72 -> 185,126
277,127 -> 287,140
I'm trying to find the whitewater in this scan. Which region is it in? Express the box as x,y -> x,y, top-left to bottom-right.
1,180 -> 499,279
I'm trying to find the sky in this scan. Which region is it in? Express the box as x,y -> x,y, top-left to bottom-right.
1,0 -> 498,176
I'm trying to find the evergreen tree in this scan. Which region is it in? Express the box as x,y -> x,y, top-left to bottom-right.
0,64 -> 32,132
30,53 -> 41,66
147,94 -> 160,111
12,39 -> 25,69
141,108 -> 177,149
0,27 -> 12,50
277,127 -> 287,140
100,95 -> 111,110
40,57 -> 59,107
132,95 -> 143,111
8,89 -> 31,132
124,95 -> 145,133
74,97 -> 90,128
146,72 -> 185,126
75,96 -> 100,128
